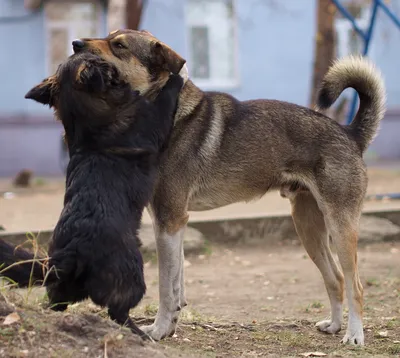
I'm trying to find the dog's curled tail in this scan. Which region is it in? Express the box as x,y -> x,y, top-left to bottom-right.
317,55 -> 386,153
0,239 -> 47,287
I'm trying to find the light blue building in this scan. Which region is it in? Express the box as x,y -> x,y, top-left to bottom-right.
0,0 -> 399,176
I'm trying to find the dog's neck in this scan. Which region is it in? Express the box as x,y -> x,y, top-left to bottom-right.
174,80 -> 204,124
63,112 -> 138,157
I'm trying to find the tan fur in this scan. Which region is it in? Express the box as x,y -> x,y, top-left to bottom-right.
166,215 -> 189,236
75,63 -> 87,82
83,38 -> 151,94
115,56 -> 150,94
85,39 -> 114,57
175,82 -> 203,122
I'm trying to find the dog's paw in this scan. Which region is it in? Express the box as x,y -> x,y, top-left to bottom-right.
140,320 -> 177,341
316,319 -> 341,334
178,63 -> 189,84
341,329 -> 364,345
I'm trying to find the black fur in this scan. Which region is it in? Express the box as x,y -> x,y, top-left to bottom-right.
0,53 -> 183,339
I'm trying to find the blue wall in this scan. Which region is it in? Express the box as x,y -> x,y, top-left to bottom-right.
0,0 -> 108,116
372,0 -> 400,108
142,0 -> 316,106
0,0 -> 48,115
2,0 -> 400,114
0,0 -> 108,176
1,0 -> 400,176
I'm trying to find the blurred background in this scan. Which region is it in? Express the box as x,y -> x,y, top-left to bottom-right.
0,0 -> 399,178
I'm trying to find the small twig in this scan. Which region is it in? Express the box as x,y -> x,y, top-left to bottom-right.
104,340 -> 108,358
0,258 -> 47,275
133,317 -> 154,325
180,321 -> 256,332
43,264 -> 60,286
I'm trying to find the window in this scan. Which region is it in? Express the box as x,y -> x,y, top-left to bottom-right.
185,0 -> 239,89
45,1 -> 103,74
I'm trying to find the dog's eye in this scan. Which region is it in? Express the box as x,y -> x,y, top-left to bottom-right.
114,42 -> 126,49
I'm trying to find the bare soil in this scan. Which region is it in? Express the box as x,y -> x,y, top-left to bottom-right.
1,241 -> 399,357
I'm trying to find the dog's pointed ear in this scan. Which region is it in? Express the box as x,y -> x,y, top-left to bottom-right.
76,63 -> 105,92
151,41 -> 186,74
25,76 -> 58,106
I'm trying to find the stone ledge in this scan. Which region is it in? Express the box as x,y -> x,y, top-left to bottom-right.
0,224 -> 207,258
1,210 -> 399,257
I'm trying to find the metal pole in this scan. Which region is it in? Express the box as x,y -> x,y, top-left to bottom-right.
376,0 -> 400,28
330,0 -> 400,200
330,0 -> 367,39
346,0 -> 379,125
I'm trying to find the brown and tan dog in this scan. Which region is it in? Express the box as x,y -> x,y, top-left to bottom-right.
71,29 -> 386,346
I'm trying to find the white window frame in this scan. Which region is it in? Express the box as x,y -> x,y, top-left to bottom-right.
184,0 -> 240,90
44,0 -> 104,76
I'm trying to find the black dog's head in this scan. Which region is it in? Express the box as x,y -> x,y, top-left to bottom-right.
25,53 -> 139,129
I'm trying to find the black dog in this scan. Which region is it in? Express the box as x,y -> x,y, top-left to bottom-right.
0,52 -> 184,339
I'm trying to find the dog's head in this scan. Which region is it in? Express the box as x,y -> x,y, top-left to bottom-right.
25,52 -> 137,126
69,29 -> 187,97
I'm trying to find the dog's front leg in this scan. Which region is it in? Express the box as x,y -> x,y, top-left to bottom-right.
141,219 -> 188,341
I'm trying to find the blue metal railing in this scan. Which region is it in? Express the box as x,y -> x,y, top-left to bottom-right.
330,0 -> 400,201
331,0 -> 400,124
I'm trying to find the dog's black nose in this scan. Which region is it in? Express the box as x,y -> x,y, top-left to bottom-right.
72,39 -> 85,53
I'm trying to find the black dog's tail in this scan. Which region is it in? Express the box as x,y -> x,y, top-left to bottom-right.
316,55 -> 386,153
0,239 -> 51,287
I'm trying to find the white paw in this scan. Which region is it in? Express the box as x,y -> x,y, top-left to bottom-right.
341,329 -> 364,345
178,63 -> 189,84
140,319 -> 177,341
316,319 -> 341,334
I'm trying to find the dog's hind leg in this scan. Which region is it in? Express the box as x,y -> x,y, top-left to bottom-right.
303,163 -> 366,346
47,282 -> 88,311
290,190 -> 344,335
324,207 -> 364,345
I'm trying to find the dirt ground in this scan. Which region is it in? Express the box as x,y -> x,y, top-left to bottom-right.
1,241 -> 399,357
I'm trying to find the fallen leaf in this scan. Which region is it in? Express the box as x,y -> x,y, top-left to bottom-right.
3,192 -> 15,200
3,312 -> 20,325
301,353 -> 327,357
378,330 -> 389,338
